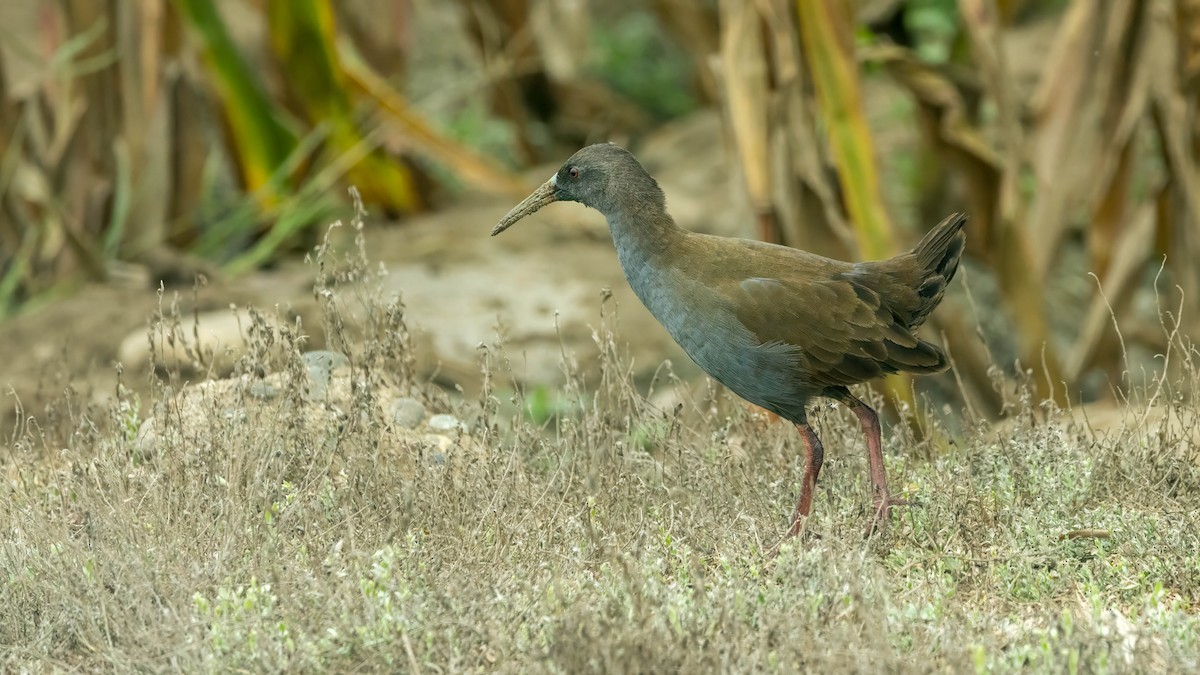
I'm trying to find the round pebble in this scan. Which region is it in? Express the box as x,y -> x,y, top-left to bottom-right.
249,381 -> 279,400
390,398 -> 427,429
303,351 -> 349,401
428,414 -> 462,432
304,351 -> 350,372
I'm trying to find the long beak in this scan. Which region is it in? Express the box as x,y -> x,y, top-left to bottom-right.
491,177 -> 558,236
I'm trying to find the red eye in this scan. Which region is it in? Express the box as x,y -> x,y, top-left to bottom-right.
568,167 -> 581,179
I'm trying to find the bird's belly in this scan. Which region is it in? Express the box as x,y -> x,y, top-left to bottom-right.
676,322 -> 811,416
629,271 -> 813,422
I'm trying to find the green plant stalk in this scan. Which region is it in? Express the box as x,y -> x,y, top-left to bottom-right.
173,0 -> 297,199
796,0 -> 897,259
267,0 -> 421,213
0,229 -> 38,319
221,126 -> 381,275
102,138 -> 132,256
193,124 -> 330,261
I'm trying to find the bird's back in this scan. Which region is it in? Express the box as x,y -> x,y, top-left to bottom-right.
705,213 -> 967,334
660,214 -> 967,409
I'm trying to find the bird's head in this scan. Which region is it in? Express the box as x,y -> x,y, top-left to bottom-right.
491,143 -> 660,236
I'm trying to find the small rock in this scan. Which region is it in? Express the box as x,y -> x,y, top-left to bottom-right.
134,418 -> 158,458
304,351 -> 349,401
304,350 -> 350,373
428,414 -> 462,432
420,434 -> 455,453
249,381 -> 279,400
390,398 -> 426,428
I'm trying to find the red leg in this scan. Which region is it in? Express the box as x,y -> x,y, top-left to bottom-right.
846,399 -> 907,532
786,422 -> 824,537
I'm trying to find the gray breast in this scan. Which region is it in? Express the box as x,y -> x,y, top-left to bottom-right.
620,259 -> 813,422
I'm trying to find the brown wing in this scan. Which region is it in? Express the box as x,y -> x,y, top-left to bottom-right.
734,273 -> 947,388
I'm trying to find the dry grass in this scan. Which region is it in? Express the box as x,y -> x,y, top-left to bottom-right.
2,218 -> 1199,672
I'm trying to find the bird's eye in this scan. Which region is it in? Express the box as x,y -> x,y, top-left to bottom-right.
568,166 -> 581,179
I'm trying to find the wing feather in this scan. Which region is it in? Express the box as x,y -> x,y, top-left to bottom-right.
735,273 -> 947,389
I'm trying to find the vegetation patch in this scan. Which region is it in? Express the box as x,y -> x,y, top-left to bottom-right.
2,222 -> 1197,672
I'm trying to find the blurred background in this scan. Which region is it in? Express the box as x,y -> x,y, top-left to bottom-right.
1,0 -> 1198,428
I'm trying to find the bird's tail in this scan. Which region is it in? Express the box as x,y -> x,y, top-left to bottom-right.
897,212 -> 967,329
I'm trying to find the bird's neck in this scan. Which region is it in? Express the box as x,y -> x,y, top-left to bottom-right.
605,201 -> 685,268
605,201 -> 694,333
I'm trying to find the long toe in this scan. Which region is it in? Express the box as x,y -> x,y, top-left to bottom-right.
865,494 -> 908,536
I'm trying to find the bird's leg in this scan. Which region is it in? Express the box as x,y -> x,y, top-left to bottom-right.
786,422 -> 824,538
826,387 -> 907,533
846,399 -> 907,532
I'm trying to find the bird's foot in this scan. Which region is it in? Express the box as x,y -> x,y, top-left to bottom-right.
785,514 -> 808,540
864,494 -> 907,536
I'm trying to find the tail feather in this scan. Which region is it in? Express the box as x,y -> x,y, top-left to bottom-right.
899,213 -> 967,329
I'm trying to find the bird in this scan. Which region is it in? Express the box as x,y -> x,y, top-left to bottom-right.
491,143 -> 966,538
